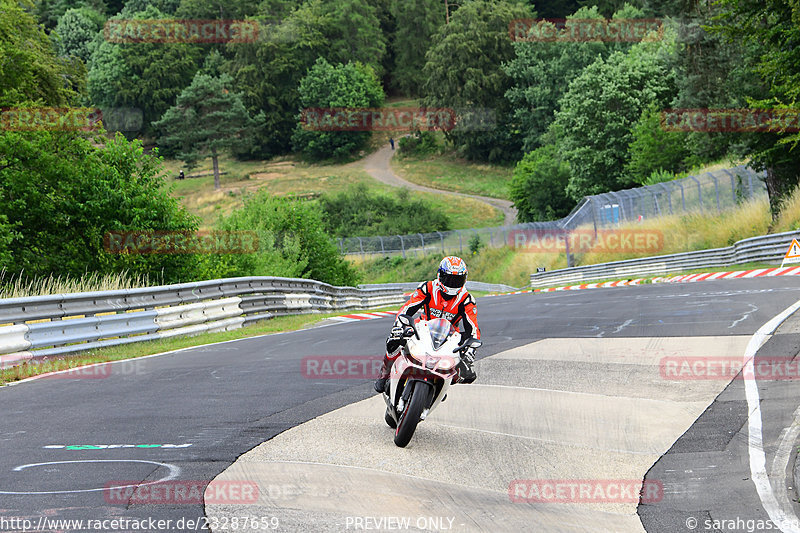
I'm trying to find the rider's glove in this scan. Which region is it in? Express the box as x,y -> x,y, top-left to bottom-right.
462,346 -> 476,365
389,325 -> 405,340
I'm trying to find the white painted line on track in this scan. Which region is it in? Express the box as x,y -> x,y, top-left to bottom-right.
743,298 -> 800,532
771,405 -> 800,526
0,459 -> 180,495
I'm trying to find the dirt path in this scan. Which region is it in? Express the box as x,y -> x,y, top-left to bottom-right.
360,145 -> 518,226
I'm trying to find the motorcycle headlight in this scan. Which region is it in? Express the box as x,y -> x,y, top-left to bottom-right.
436,357 -> 454,371
406,345 -> 423,364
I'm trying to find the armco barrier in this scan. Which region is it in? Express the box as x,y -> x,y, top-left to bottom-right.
0,276 -> 408,368
529,231 -> 799,287
358,281 -> 519,293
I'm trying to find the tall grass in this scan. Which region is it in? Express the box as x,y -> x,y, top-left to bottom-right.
0,270 -> 157,299
771,186 -> 800,233
579,196 -> 771,266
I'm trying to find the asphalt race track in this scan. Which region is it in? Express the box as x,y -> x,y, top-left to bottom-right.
4,278 -> 800,532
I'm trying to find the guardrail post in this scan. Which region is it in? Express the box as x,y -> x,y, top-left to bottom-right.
747,169 -> 754,196
690,175 -> 703,210
418,233 -> 425,256
358,237 -> 364,258
678,181 -> 685,211
565,229 -> 574,267
399,235 -> 406,258
708,172 -> 720,212
379,236 -> 385,256
723,168 -> 737,203
338,238 -> 344,254
658,183 -> 672,214
436,231 -> 445,254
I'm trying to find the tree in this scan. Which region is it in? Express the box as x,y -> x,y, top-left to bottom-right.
87,7 -> 202,134
291,58 -> 384,161
710,0 -> 800,216
0,131 -> 199,282
421,0 -> 535,162
154,72 -> 266,189
626,104 -> 690,183
508,143 -> 574,221
226,0 -> 385,159
0,0 -> 83,106
319,0 -> 387,78
504,6 -> 610,152
553,26 -> 678,199
54,8 -> 104,63
390,0 -> 443,96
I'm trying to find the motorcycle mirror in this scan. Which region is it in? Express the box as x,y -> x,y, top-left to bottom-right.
453,337 -> 482,353
397,314 -> 420,339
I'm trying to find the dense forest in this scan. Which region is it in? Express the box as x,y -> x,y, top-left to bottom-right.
0,0 -> 798,286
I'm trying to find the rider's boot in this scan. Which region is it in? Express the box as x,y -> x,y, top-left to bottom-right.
374,356 -> 391,393
456,359 -> 477,384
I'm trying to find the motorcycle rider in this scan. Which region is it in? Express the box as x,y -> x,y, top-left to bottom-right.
374,256 -> 480,393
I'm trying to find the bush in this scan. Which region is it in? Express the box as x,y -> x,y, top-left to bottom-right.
626,105 -> 691,184
319,184 -> 451,237
508,144 -> 574,222
291,58 -> 384,161
468,234 -> 483,255
204,192 -> 360,286
398,131 -> 440,157
0,130 -> 199,283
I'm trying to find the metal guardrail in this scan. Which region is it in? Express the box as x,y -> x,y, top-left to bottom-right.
529,231 -> 799,287
0,276 -> 407,368
358,281 -> 519,293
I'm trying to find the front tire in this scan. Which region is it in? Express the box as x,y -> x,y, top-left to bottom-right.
394,382 -> 432,447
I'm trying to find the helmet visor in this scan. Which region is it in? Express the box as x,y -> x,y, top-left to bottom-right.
439,272 -> 466,290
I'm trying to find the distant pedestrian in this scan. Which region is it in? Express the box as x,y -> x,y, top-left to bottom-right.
178,169 -> 184,180
389,137 -> 395,150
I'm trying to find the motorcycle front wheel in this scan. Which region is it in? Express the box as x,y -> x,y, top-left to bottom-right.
394,381 -> 432,447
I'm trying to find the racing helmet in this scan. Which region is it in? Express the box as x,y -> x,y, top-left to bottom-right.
437,256 -> 468,297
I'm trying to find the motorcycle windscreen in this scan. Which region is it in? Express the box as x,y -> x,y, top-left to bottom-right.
427,318 -> 457,350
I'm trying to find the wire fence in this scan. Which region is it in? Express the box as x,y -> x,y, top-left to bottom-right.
338,165 -> 767,258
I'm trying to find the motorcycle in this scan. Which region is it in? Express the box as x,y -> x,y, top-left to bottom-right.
381,314 -> 481,447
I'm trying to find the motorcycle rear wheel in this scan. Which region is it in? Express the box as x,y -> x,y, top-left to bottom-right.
394,382 -> 432,447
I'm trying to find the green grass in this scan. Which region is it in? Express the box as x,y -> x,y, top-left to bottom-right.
352,246 -> 544,288
163,153 -> 503,230
392,152 -> 514,200
0,307 -> 397,386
